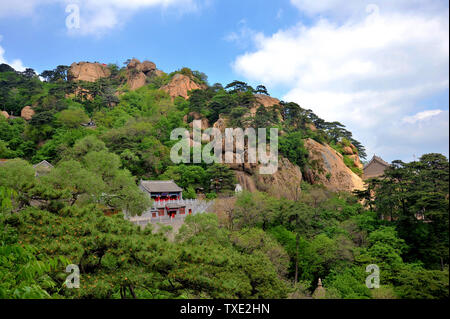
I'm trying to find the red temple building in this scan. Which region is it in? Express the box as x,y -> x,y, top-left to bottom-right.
139,180 -> 186,218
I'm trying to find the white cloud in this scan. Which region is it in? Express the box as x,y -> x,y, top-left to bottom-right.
0,0 -> 54,17
0,0 -> 204,35
379,110 -> 449,162
290,0 -> 445,19
0,40 -> 26,71
73,0 -> 203,36
402,109 -> 443,124
231,2 -> 449,161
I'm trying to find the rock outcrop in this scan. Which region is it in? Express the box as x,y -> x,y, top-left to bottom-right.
234,157 -> 303,200
303,138 -> 364,192
137,60 -> 156,74
254,94 -> 280,107
161,73 -> 205,99
212,114 -> 228,132
349,154 -> 363,170
154,69 -> 165,77
68,62 -> 111,82
126,58 -> 160,91
21,106 -> 35,120
343,146 -> 353,155
127,71 -> 147,91
186,113 -> 303,200
1,111 -> 9,119
249,94 -> 282,121
341,144 -> 363,169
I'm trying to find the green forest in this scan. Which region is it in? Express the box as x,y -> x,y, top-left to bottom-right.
0,62 -> 448,299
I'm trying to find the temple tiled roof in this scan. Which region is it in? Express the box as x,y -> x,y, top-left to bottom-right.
363,155 -> 390,169
140,180 -> 183,193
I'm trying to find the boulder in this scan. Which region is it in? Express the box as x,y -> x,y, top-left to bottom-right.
138,60 -> 156,74
343,146 -> 354,155
161,73 -> 205,99
127,58 -> 141,69
127,71 -> 147,91
1,111 -> 9,119
304,138 -> 365,192
68,62 -> 111,82
349,154 -> 364,170
21,106 -> 35,120
126,59 -> 159,90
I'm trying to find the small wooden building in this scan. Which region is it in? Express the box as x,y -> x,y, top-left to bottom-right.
363,155 -> 390,179
139,180 -> 186,218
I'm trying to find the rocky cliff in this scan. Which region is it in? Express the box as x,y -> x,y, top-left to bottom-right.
63,58 -> 365,196
184,114 -> 303,200
303,138 -> 364,192
234,157 -> 303,200
161,73 -> 206,99
68,62 -> 111,82
254,94 -> 280,108
248,94 -> 283,122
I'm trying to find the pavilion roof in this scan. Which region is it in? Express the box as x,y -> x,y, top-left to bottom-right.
363,155 -> 390,169
140,180 -> 183,193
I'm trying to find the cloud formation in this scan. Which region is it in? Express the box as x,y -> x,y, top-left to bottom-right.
0,0 -> 203,36
0,39 -> 26,71
402,109 -> 444,124
290,0 -> 445,19
232,1 -> 449,161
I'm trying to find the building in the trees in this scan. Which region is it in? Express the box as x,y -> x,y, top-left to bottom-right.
363,155 -> 390,179
33,160 -> 54,177
139,180 -> 186,218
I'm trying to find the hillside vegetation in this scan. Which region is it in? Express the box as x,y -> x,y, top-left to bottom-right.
0,62 -> 448,299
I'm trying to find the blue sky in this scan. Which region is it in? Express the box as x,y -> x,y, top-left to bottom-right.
0,0 -> 448,162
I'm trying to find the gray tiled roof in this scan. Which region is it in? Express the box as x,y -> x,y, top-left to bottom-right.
140,180 -> 183,193
364,155 -> 390,169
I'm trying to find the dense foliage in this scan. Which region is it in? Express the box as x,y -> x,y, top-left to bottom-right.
0,63 -> 448,299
